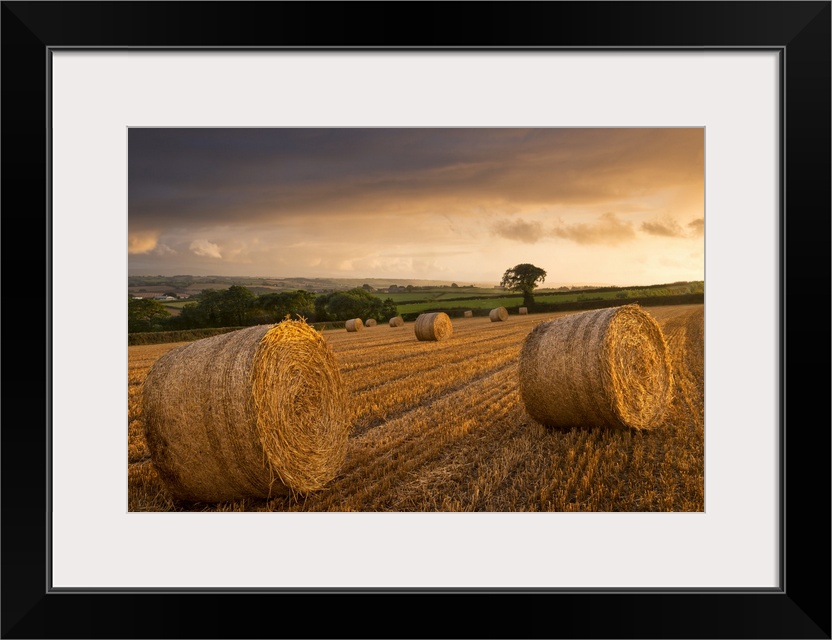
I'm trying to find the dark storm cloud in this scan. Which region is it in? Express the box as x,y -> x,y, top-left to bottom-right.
128,127 -> 704,238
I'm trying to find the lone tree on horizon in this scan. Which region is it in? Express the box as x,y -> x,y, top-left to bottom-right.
500,263 -> 547,307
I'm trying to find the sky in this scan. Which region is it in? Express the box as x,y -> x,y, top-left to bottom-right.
128,128 -> 704,287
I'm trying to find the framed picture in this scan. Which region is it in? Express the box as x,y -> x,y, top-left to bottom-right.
4,2 -> 829,638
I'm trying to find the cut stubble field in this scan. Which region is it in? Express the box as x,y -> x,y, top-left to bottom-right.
128,304 -> 704,512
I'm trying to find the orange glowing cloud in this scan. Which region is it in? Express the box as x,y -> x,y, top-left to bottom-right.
128,231 -> 159,254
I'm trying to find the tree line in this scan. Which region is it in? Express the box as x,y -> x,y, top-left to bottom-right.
129,285 -> 398,333
130,264 -> 556,333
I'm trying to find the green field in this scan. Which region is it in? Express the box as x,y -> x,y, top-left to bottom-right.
396,296 -> 524,314
379,288 -> 504,304
389,282 -> 704,315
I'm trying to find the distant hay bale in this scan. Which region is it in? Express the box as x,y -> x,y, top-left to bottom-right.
489,306 -> 509,322
365,318 -> 377,327
519,307 -> 528,315
414,312 -> 453,341
463,310 -> 473,318
389,316 -> 404,327
345,318 -> 364,332
518,304 -> 672,431
141,321 -> 350,502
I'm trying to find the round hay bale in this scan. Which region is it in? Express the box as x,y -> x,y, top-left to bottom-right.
345,318 -> 364,332
489,306 -> 509,322
463,310 -> 473,318
519,307 -> 528,315
518,304 -> 672,431
141,321 -> 350,502
365,318 -> 377,327
389,316 -> 404,327
414,312 -> 453,341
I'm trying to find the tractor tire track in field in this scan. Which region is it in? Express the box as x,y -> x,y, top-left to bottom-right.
656,305 -> 705,430
343,339 -> 524,434
331,322 -> 534,374
337,329 -> 523,384
278,363 -> 520,511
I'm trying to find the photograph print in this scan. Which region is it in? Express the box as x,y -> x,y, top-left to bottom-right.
127,127 -> 705,513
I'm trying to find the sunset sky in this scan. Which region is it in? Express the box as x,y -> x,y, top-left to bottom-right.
128,128 -> 704,287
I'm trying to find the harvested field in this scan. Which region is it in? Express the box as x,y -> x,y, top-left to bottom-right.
128,305 -> 704,512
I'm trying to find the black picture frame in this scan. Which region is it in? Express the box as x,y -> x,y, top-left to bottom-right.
2,2 -> 829,638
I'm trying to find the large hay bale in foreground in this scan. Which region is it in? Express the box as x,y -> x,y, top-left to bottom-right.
389,316 -> 404,327
463,310 -> 473,318
414,312 -> 453,341
365,318 -> 377,327
345,318 -> 364,332
489,306 -> 509,322
519,307 -> 528,315
141,321 -> 350,502
518,304 -> 672,431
